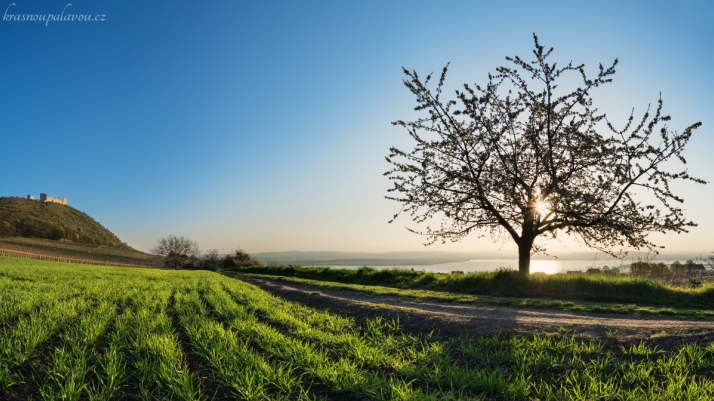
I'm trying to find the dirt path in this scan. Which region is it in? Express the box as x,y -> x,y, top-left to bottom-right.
235,275 -> 714,347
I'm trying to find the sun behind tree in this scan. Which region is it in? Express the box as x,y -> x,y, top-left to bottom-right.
386,34 -> 705,274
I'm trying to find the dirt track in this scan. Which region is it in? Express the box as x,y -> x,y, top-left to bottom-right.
235,275 -> 714,348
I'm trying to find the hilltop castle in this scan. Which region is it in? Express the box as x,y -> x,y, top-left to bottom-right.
27,193 -> 68,205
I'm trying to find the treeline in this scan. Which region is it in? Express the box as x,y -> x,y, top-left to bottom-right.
189,249 -> 263,271
629,260 -> 706,277
149,235 -> 264,270
0,217 -> 122,247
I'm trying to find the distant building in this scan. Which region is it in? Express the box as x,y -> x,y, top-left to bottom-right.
40,193 -> 67,205
27,193 -> 68,205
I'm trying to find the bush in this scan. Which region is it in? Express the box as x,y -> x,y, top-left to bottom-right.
629,261 -> 670,277
198,248 -> 221,271
221,249 -> 263,270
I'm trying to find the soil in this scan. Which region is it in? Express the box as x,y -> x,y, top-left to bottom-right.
235,275 -> 714,350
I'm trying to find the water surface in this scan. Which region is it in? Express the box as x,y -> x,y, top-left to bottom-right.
322,259 -> 682,275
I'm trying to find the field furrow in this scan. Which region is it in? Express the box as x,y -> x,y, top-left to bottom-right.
85,305 -> 132,401
221,278 -> 535,398
126,288 -> 203,400
0,296 -> 93,390
174,287 -> 317,400
39,301 -> 116,400
202,281 -> 471,400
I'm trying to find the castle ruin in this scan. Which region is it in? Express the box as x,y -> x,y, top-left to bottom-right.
27,193 -> 68,205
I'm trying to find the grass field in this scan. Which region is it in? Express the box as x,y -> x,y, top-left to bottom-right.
3,256 -> 714,400
231,272 -> 714,319
234,265 -> 714,309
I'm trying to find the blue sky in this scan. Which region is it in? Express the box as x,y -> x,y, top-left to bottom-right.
2,1 -> 713,254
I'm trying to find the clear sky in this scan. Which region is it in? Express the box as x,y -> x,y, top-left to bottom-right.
2,0 -> 713,255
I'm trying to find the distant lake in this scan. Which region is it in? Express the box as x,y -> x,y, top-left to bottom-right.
320,259 -> 684,275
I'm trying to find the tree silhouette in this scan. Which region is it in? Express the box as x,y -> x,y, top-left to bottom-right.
151,235 -> 199,269
386,34 -> 705,274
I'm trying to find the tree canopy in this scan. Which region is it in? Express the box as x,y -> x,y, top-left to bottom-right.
151,235 -> 199,269
386,34 -> 705,274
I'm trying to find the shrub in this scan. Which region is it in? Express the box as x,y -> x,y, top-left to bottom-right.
222,249 -> 263,269
199,248 -> 221,271
630,262 -> 670,277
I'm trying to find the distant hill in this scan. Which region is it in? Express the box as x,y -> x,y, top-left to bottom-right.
0,196 -> 128,247
252,251 -> 499,266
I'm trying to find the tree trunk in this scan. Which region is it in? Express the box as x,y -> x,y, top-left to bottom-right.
517,235 -> 535,275
518,244 -> 531,275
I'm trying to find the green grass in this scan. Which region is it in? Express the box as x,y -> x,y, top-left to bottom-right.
233,265 -> 714,309
2,256 -> 714,400
231,272 -> 714,319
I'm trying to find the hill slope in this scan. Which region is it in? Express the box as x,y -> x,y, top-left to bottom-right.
0,196 -> 127,247
0,237 -> 158,266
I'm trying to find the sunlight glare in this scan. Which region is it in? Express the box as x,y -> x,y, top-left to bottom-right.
535,200 -> 550,216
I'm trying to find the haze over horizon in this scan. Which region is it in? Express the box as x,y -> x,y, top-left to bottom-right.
3,1 -> 713,255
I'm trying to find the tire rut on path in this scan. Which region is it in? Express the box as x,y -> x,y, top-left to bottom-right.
235,275 -> 714,346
